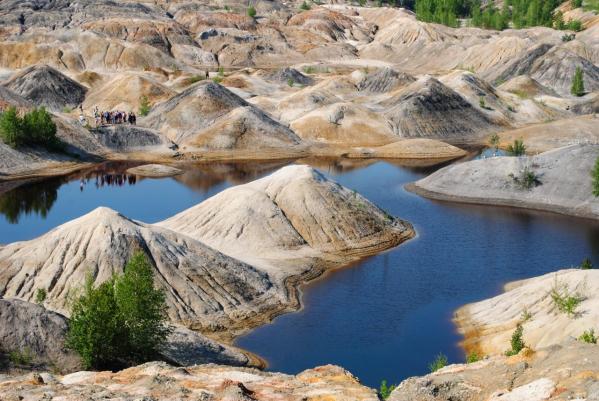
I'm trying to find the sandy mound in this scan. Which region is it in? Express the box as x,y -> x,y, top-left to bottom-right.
357,67 -> 415,93
0,207 -> 278,331
263,67 -> 314,86
144,82 -> 303,152
348,139 -> 467,159
498,75 -> 556,97
409,145 -> 599,219
3,65 -> 87,111
0,362 -> 378,401
82,73 -> 176,112
455,269 -> 599,356
158,165 -> 414,270
0,85 -> 31,110
0,298 -> 83,372
290,102 -> 396,146
496,115 -> 599,153
382,76 -> 498,142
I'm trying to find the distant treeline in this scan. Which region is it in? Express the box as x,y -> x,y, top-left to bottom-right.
371,0 -> 585,31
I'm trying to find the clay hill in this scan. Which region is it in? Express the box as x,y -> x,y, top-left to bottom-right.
0,166 -> 414,337
409,145 -> 599,219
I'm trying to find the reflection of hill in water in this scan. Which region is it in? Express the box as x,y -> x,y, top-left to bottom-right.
173,160 -> 293,192
0,178 -> 61,224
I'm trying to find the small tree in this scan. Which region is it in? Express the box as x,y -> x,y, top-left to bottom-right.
506,139 -> 526,156
0,106 -> 24,147
505,323 -> 525,356
379,380 -> 397,399
139,96 -> 151,116
35,288 -> 47,305
489,133 -> 500,150
300,0 -> 311,10
466,351 -> 482,363
67,252 -> 171,370
247,5 -> 257,17
429,353 -> 448,372
581,258 -> 594,270
579,329 -> 597,344
571,67 -> 585,97
592,156 -> 599,197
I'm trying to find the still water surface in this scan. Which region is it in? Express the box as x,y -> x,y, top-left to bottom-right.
1,158 -> 598,388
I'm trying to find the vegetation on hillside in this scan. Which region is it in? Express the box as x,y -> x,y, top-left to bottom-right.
505,323 -> 525,356
571,67 -> 586,97
414,0 -> 584,30
67,252 -> 172,370
0,106 -> 60,149
593,156 -> 599,197
429,353 -> 448,372
379,380 -> 397,399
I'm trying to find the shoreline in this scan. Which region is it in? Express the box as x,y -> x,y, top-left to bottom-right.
405,182 -> 599,221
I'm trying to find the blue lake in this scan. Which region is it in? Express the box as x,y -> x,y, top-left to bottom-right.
1,158 -> 597,388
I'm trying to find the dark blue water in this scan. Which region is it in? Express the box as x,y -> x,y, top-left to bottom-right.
1,159 -> 598,389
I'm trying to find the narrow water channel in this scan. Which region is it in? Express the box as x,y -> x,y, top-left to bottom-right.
1,158 -> 597,388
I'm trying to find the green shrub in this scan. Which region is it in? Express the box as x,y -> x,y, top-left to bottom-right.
429,353 -> 448,372
573,0 -> 583,7
506,139 -> 526,156
35,288 -> 47,304
489,133 -> 500,149
212,76 -> 223,84
300,1 -> 311,10
186,75 -> 204,85
218,66 -> 225,76
303,66 -> 316,74
566,19 -> 583,31
8,348 -> 33,366
550,280 -> 584,317
571,67 -> 585,97
66,252 -> 172,370
521,309 -> 533,322
379,380 -> 397,399
579,329 -> 597,344
0,106 -> 59,149
581,258 -> 594,270
139,96 -> 151,117
562,33 -> 576,41
592,157 -> 599,197
466,351 -> 482,363
505,324 -> 525,356
247,6 -> 257,17
287,77 -> 294,87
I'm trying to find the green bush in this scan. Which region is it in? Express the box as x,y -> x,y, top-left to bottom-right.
429,353 -> 448,372
35,288 -> 47,304
379,380 -> 397,399
0,106 -> 59,149
488,133 -> 500,149
186,75 -> 205,85
300,1 -> 311,10
579,329 -> 597,344
506,138 -> 526,156
505,323 -> 525,356
466,351 -> 482,363
550,280 -> 584,317
8,348 -> 33,366
593,157 -> 599,197
571,67 -> 585,97
139,96 -> 151,117
247,6 -> 257,17
287,77 -> 294,87
581,258 -> 594,270
573,0 -> 583,7
67,252 -> 172,370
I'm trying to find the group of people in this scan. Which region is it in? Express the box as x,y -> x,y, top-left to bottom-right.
91,107 -> 137,127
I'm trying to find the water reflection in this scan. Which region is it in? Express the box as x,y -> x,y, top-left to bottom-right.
0,178 -> 61,224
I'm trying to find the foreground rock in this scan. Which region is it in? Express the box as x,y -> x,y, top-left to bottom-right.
0,298 -> 82,373
0,362 -> 378,401
0,166 -> 413,338
0,298 -> 250,372
347,139 -> 467,160
390,340 -> 599,401
455,269 -> 599,356
408,145 -> 599,219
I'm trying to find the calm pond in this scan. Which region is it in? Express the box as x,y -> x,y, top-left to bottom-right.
1,158 -> 598,388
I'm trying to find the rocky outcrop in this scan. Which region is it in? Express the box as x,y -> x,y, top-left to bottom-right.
382,77 -> 499,142
91,125 -> 173,153
347,139 -> 467,160
390,340 -> 599,401
0,362 -> 379,401
126,164 -> 183,177
3,65 -> 87,111
357,67 -> 415,93
409,145 -> 599,219
455,269 -> 599,356
0,298 -> 82,373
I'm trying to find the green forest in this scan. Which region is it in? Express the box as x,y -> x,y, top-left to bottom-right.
413,0 -> 585,30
